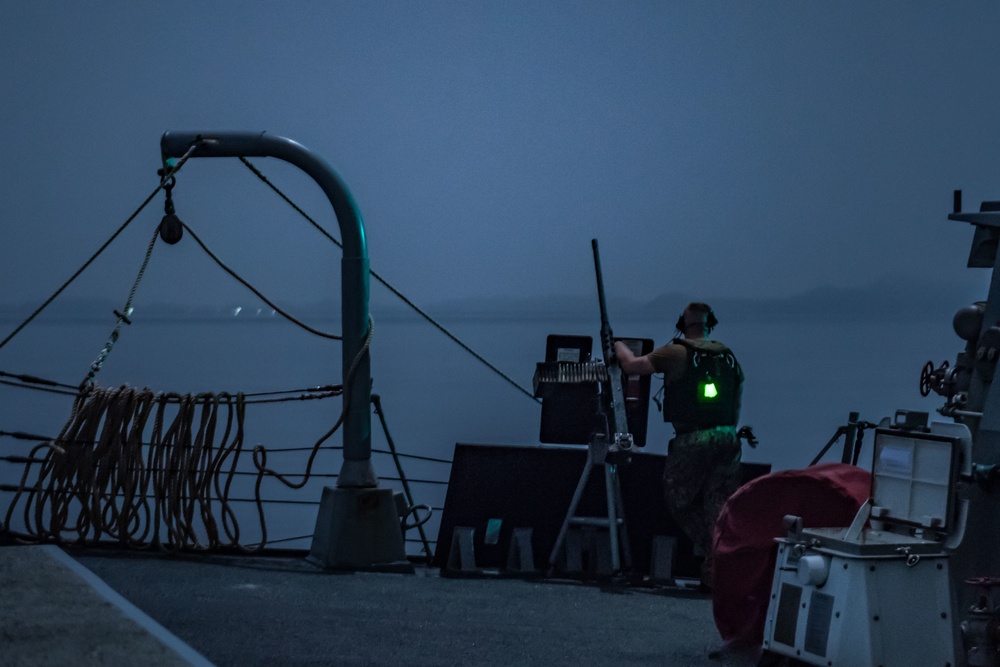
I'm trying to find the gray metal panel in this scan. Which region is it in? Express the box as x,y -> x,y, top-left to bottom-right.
804,591 -> 834,658
773,583 -> 802,648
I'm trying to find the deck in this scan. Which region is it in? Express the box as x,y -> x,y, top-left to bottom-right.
2,544 -> 760,666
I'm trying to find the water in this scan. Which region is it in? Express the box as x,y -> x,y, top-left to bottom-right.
0,309 -> 962,554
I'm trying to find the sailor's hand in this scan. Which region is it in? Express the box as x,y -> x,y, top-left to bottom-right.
737,425 -> 758,448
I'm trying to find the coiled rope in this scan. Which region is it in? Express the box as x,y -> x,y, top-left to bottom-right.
1,316 -> 370,551
3,384 -> 269,551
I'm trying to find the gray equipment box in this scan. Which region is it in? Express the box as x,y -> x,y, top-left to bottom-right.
762,419 -> 971,666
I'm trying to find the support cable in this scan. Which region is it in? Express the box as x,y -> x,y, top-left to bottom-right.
250,317 -> 373,490
249,316 -> 374,547
372,393 -> 433,560
82,227 -> 160,387
239,157 -> 538,403
0,370 -> 78,390
1,150 -> 535,400
177,220 -> 341,340
0,144 -> 199,352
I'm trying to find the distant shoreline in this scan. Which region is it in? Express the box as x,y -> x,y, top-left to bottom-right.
0,275 -> 985,326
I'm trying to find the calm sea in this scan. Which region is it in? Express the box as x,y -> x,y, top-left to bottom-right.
0,311 -> 961,554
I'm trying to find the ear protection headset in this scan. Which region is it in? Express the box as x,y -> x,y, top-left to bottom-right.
675,304 -> 718,334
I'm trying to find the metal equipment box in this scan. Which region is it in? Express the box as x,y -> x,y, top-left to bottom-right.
762,418 -> 971,666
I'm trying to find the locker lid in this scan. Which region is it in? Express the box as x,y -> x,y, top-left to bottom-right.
870,427 -> 959,533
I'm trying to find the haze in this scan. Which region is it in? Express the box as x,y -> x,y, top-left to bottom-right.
1,2 -> 996,318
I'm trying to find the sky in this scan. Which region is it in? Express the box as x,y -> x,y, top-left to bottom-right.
2,2 -> 1000,313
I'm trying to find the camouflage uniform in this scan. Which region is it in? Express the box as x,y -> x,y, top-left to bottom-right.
646,334 -> 744,585
663,425 -> 743,581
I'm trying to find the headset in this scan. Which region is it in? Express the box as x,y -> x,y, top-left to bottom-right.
675,302 -> 718,335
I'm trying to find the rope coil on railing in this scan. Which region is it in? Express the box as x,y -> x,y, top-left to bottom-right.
0,367 -> 451,555
2,384 -> 268,551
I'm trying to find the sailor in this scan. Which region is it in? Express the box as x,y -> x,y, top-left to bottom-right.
614,302 -> 744,589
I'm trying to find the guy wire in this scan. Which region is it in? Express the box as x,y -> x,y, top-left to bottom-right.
239,156 -> 539,403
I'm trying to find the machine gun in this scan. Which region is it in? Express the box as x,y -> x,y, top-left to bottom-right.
546,240 -> 637,577
591,239 -> 634,463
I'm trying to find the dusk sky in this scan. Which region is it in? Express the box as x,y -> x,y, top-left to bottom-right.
2,2 -> 999,313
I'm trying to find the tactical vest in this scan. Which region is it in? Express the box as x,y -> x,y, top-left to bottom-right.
662,339 -> 743,429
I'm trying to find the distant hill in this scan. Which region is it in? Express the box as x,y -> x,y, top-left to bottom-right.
0,274 -> 987,325
690,274 -> 985,324
430,274 -> 985,323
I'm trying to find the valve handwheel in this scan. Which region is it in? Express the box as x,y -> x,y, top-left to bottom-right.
919,361 -> 934,397
919,360 -> 948,397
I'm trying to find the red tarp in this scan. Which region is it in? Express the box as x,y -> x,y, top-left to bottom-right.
711,462 -> 872,648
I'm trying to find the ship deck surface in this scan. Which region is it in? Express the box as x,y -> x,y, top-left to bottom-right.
3,544 -> 758,666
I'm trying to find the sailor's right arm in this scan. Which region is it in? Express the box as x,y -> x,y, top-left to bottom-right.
614,341 -> 657,376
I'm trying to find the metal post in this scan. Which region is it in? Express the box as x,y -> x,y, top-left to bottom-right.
160,132 -> 404,567
161,131 -> 373,486
841,411 -> 859,464
603,463 -> 621,574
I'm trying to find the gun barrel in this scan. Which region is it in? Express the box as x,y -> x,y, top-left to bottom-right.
592,239 -> 612,341
590,239 -> 632,450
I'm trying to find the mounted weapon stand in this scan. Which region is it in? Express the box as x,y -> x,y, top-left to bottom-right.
547,240 -> 634,578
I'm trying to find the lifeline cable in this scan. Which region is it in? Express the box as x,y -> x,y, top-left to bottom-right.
0,374 -> 341,404
0,379 -> 77,397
